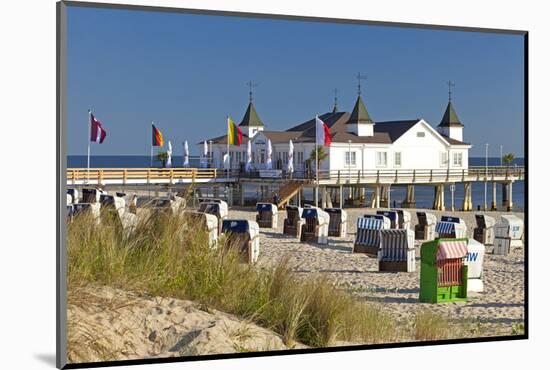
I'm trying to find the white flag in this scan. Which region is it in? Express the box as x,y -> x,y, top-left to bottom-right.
266,139 -> 273,170
223,153 -> 230,170
201,140 -> 208,168
287,140 -> 294,173
183,140 -> 189,167
166,141 -> 172,168
245,140 -> 252,172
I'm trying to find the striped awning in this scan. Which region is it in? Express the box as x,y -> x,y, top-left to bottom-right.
437,240 -> 468,260
436,221 -> 455,235
357,217 -> 383,230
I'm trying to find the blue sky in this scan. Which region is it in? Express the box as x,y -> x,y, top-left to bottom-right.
66,5 -> 525,157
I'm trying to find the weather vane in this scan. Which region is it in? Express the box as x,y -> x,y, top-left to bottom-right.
447,80 -> 455,102
356,72 -> 367,96
247,80 -> 258,103
332,88 -> 339,112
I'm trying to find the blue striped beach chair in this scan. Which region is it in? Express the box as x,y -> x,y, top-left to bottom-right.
378,229 -> 416,272
436,221 -> 467,238
354,217 -> 384,256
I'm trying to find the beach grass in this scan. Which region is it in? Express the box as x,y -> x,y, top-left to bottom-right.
414,310 -> 454,341
67,209 -> 397,348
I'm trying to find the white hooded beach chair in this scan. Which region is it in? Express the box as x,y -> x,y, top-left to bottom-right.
415,212 -> 437,241
256,203 -> 278,228
183,211 -> 219,248
378,229 -> 415,272
221,219 -> 260,263
474,214 -> 496,245
354,217 -> 387,256
376,210 -> 400,229
198,202 -> 228,235
67,188 -> 79,204
396,210 -> 411,230
494,214 -> 524,254
300,207 -> 330,244
283,205 -> 305,238
465,238 -> 485,292
324,208 -> 348,238
100,194 -> 138,234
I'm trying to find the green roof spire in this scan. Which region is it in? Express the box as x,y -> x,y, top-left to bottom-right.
347,95 -> 373,125
438,101 -> 464,127
239,101 -> 265,127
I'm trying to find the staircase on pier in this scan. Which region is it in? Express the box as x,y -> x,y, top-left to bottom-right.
267,180 -> 307,209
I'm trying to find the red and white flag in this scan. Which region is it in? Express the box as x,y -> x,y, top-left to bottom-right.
315,116 -> 332,146
90,113 -> 107,144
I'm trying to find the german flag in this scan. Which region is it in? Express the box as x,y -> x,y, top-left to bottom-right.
227,117 -> 242,146
152,124 -> 164,147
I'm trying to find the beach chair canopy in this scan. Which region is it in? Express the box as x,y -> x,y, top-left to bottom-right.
417,212 -> 437,226
376,210 -> 400,226
436,221 -> 456,235
495,215 -> 524,239
67,188 -> 79,203
500,215 -> 523,228
324,208 -> 347,222
256,203 -> 277,214
81,188 -> 103,203
222,219 -> 259,239
396,210 -> 411,222
302,207 -> 330,224
441,215 -> 465,225
475,214 -> 496,228
285,205 -> 303,217
436,240 -> 468,261
185,211 -> 218,231
357,217 -> 384,230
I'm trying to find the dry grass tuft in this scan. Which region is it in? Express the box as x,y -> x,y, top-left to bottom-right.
67,206 -> 398,355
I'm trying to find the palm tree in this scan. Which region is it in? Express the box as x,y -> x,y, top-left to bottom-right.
309,145 -> 329,172
156,151 -> 169,168
502,153 -> 515,166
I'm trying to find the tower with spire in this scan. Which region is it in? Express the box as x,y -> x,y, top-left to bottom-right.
437,81 -> 464,142
346,73 -> 375,137
239,81 -> 265,138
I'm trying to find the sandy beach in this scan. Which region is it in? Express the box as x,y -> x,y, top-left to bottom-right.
229,207 -> 525,338
66,205 -> 525,363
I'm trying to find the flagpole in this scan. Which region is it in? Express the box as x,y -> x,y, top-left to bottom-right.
315,115 -> 319,208
226,116 -> 230,181
87,109 -> 91,184
150,121 -> 153,168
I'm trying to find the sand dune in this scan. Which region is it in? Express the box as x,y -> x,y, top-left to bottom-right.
67,285 -> 302,363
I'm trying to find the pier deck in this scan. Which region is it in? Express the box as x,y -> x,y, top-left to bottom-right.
66,166 -> 524,187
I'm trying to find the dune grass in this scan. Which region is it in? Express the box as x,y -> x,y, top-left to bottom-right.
414,310 -> 454,341
67,208 -> 397,348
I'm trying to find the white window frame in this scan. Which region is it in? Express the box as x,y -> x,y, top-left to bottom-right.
453,152 -> 463,167
394,152 -> 402,167
376,151 -> 388,167
344,151 -> 356,167
440,152 -> 448,168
